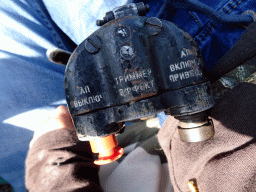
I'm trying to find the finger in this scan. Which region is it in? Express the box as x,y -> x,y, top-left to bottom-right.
30,106 -> 75,148
50,105 -> 74,130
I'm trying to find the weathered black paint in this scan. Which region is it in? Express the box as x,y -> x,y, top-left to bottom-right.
65,15 -> 215,139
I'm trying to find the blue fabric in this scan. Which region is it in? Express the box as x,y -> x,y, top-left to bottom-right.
155,0 -> 256,126
169,0 -> 253,24
0,1 -> 76,191
0,1 -> 128,191
41,0 -> 131,45
160,0 -> 255,71
1,0 -> 256,191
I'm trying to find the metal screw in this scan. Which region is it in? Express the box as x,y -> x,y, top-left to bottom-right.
85,35 -> 101,54
145,17 -> 162,36
120,45 -> 135,60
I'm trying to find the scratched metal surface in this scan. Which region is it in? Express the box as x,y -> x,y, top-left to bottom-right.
65,15 -> 214,139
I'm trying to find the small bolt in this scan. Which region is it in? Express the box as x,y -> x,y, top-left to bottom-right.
136,2 -> 150,16
96,20 -> 105,26
145,17 -> 162,36
85,35 -> 101,54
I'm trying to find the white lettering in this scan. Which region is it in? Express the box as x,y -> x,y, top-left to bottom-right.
115,77 -> 119,84
94,95 -> 102,102
119,89 -> 124,96
150,80 -> 154,87
80,85 -> 91,95
88,97 -> 94,103
184,71 -> 189,78
115,68 -> 152,84
140,83 -> 145,91
144,82 -> 150,89
83,98 -> 89,105
129,73 -> 136,81
119,76 -> 124,83
180,62 -> 185,69
132,85 -> 140,92
180,48 -> 197,58
78,101 -> 83,107
184,60 -> 191,68
174,74 -> 179,81
169,59 -> 196,72
126,87 -> 131,94
190,69 -> 194,77
135,71 -> 143,79
169,74 -> 179,82
169,69 -> 202,82
181,50 -> 186,58
119,80 -> 155,96
72,95 -> 103,108
170,65 -> 175,72
169,74 -> 175,82
85,86 -> 90,93
80,88 -> 85,94
175,63 -> 181,71
74,101 -> 78,108
143,70 -> 147,77
195,69 -> 202,76
124,74 -> 130,82
179,72 -> 185,80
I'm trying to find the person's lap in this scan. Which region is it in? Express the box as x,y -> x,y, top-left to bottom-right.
1,0 -> 256,191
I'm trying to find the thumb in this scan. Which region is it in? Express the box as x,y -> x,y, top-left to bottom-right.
30,105 -> 75,148
49,105 -> 74,130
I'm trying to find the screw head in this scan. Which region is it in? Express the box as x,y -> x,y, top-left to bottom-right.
85,35 -> 101,54
120,45 -> 135,60
145,17 -> 162,36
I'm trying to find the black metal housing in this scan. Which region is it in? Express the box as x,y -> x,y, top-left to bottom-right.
64,15 -> 215,139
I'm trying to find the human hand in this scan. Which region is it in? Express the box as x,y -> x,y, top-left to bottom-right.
29,105 -> 75,148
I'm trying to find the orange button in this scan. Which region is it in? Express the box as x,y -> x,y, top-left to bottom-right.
89,134 -> 124,165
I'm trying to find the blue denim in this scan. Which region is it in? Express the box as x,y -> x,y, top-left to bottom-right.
1,0 -> 256,191
0,1 -> 76,191
138,0 -> 256,126
0,1 -> 128,191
